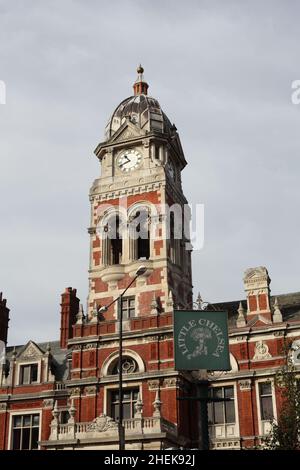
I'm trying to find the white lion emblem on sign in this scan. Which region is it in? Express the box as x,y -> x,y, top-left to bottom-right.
187,327 -> 212,359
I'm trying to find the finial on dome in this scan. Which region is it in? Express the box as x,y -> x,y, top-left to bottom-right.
133,64 -> 149,96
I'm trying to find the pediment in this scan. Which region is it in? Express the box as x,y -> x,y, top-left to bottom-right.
107,120 -> 146,144
17,341 -> 44,360
247,315 -> 272,328
244,266 -> 268,280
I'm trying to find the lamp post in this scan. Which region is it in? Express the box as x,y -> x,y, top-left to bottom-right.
186,297 -> 219,449
99,265 -> 147,451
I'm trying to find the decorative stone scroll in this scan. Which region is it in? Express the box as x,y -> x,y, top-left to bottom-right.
86,414 -> 118,432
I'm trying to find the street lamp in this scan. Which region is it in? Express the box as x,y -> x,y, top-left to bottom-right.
98,265 -> 147,451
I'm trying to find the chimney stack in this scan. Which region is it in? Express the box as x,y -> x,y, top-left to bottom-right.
243,267 -> 272,323
60,287 -> 80,349
0,292 -> 10,345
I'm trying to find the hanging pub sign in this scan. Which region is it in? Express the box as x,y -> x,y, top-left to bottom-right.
174,310 -> 230,371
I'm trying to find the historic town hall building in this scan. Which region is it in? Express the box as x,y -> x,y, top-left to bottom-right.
1,68 -> 300,450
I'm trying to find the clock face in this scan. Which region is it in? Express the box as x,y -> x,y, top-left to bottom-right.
117,149 -> 142,172
166,160 -> 175,180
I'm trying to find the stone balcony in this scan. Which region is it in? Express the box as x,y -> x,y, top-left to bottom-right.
41,392 -> 179,450
48,414 -> 176,441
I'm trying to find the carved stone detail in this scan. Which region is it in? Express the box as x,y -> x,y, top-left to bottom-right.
273,297 -> 283,323
236,302 -> 246,327
274,330 -> 285,337
0,403 -> 7,412
152,390 -> 162,417
43,399 -> 54,408
70,387 -> 81,397
134,393 -> 143,418
22,344 -> 41,359
85,386 -> 97,395
253,340 -> 272,360
148,379 -> 160,390
82,343 -> 97,350
147,336 -> 159,342
235,336 -> 248,342
86,414 -> 118,432
239,379 -> 252,391
163,378 -> 177,388
157,334 -> 171,341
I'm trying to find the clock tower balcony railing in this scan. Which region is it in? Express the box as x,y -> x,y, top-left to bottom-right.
97,259 -> 154,283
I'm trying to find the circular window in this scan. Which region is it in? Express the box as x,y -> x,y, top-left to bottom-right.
112,357 -> 138,375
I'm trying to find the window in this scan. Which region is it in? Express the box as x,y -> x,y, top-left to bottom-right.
169,212 -> 176,263
135,210 -> 150,260
259,382 -> 274,420
12,414 -> 40,450
111,357 -> 138,375
129,208 -> 150,261
110,388 -> 139,420
20,364 -> 38,385
121,296 -> 135,319
59,410 -> 69,424
155,145 -> 160,159
110,216 -> 122,265
208,386 -> 235,425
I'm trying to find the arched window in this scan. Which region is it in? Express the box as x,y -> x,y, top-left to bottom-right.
169,212 -> 175,263
129,206 -> 150,261
110,216 -> 122,264
169,209 -> 182,265
102,213 -> 124,266
111,357 -> 138,375
136,209 -> 150,260
101,350 -> 145,377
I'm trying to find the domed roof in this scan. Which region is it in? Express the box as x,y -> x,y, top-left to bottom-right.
104,66 -> 173,140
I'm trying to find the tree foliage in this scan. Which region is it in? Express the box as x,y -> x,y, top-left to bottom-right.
264,344 -> 300,450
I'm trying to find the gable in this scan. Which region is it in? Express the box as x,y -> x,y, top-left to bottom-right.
17,341 -> 44,361
107,120 -> 146,144
247,315 -> 272,328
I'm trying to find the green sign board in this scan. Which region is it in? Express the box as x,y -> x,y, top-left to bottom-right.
174,310 -> 230,371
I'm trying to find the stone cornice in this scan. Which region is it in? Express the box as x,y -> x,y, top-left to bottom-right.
0,388 -> 68,403
229,321 -> 300,338
68,325 -> 173,347
65,369 -> 179,388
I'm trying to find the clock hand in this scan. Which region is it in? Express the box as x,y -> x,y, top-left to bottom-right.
119,155 -> 130,167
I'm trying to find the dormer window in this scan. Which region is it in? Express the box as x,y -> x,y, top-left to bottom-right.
20,364 -> 38,385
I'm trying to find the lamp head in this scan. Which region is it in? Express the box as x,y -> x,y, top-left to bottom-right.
135,265 -> 147,277
98,305 -> 108,313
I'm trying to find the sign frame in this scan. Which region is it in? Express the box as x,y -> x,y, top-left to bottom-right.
173,310 -> 231,371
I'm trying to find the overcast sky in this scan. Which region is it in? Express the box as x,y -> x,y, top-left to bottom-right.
1,0 -> 300,345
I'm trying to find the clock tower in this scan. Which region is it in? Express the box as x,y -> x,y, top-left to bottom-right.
66,66 -> 197,450
88,66 -> 193,321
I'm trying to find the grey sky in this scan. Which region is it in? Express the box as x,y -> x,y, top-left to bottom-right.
1,0 -> 300,345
